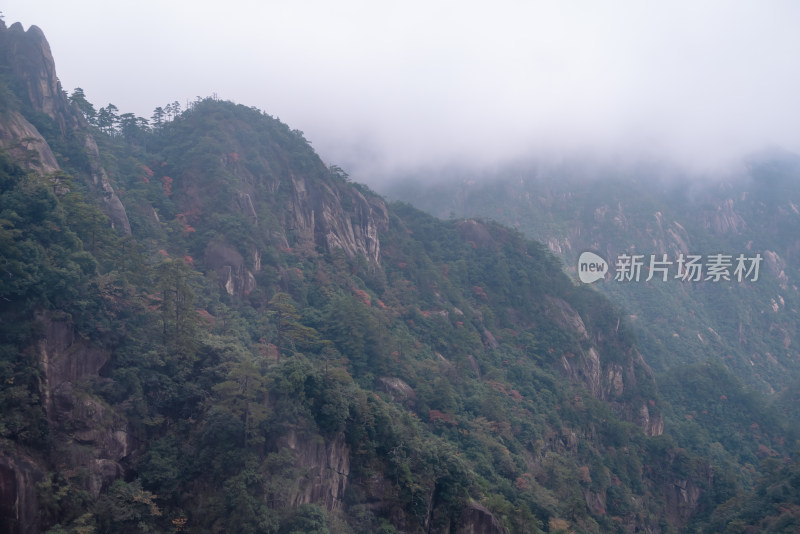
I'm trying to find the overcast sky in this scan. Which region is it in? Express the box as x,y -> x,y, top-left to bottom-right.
4,1 -> 800,181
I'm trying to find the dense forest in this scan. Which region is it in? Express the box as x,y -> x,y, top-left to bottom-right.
1,19 -> 799,534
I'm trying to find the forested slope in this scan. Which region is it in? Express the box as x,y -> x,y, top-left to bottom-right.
1,19 -> 796,534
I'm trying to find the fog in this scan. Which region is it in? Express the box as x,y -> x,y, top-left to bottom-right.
5,1 -> 800,183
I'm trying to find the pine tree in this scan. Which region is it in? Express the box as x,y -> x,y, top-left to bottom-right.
265,292 -> 318,360
213,355 -> 269,448
69,87 -> 97,125
151,106 -> 165,128
156,259 -> 201,365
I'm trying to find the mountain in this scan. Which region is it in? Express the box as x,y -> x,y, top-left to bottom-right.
382,157 -> 800,389
383,158 -> 800,531
0,19 -> 794,534
382,157 -> 800,393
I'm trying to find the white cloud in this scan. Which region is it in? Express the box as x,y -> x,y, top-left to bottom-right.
5,0 -> 800,179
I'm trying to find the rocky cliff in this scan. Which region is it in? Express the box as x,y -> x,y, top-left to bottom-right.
287,173 -> 388,264
0,451 -> 42,534
278,428 -> 350,510
549,297 -> 663,436
153,100 -> 389,298
0,21 -> 131,234
0,313 -> 132,534
455,503 -> 509,534
37,312 -> 132,496
0,110 -> 59,173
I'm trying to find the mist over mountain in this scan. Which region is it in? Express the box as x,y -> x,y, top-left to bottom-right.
381,151 -> 800,383
1,14 -> 800,534
4,1 -> 800,182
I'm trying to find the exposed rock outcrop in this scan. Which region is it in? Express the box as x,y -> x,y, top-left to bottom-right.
763,250 -> 789,286
3,24 -> 68,131
204,241 -> 257,298
37,312 -> 109,411
0,110 -> 59,173
278,429 -> 350,511
36,312 -> 132,496
704,198 -> 746,235
0,21 -> 131,234
455,219 -> 496,250
663,477 -> 707,525
81,132 -> 132,234
378,377 -> 417,408
455,503 -> 509,534
0,312 -> 132,530
286,173 -> 388,263
548,297 -> 663,436
0,451 -> 43,534
547,296 -> 589,341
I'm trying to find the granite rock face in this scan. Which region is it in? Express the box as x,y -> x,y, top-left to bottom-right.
0,21 -> 131,234
548,297 -> 664,436
455,503 -> 509,534
285,172 -> 388,264
0,452 -> 43,534
37,313 -> 133,497
278,429 -> 351,511
0,110 -> 60,173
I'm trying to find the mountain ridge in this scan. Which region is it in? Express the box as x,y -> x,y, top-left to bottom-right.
0,19 -> 793,534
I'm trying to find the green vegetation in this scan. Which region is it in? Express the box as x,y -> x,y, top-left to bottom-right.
0,97 -> 667,532
384,156 -> 800,532
1,24 -> 797,530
